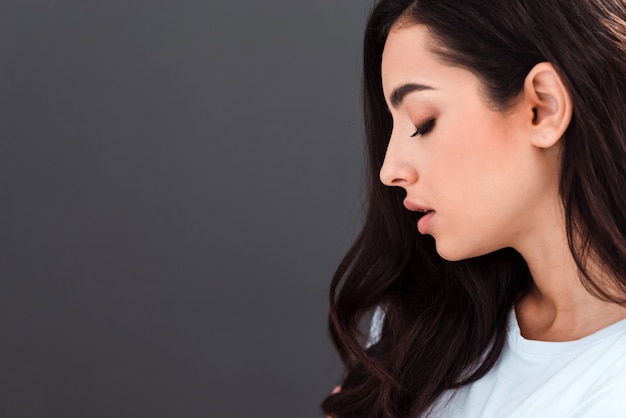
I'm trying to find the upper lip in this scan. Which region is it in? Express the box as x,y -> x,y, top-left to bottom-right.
403,199 -> 434,213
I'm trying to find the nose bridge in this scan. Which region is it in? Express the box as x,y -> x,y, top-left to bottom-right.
379,130 -> 418,187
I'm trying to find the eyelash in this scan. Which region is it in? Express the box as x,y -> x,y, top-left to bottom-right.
410,118 -> 436,137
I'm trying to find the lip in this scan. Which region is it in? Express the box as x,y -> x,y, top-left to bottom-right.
403,199 -> 433,213
403,199 -> 436,234
417,211 -> 435,235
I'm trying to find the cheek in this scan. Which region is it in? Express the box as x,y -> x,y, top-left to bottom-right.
429,122 -> 510,201
427,118 -> 530,238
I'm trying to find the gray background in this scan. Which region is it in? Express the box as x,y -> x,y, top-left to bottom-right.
0,1 -> 368,417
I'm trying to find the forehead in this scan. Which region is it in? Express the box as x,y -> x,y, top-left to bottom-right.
382,23 -> 436,80
381,23 -> 481,104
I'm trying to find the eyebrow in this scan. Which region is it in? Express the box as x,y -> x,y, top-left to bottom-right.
389,83 -> 435,108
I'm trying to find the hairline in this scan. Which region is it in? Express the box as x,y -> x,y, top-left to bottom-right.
385,14 -> 524,114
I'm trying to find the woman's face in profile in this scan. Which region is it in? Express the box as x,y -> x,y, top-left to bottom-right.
380,23 -> 556,261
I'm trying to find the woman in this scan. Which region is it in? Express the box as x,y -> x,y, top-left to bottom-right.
322,0 -> 626,416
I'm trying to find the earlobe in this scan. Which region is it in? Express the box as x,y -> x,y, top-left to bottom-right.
523,62 -> 573,148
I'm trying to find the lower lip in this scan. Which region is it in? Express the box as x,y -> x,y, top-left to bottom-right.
417,212 -> 435,234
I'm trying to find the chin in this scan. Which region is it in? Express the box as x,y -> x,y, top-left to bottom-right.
434,238 -> 487,262
436,250 -> 468,262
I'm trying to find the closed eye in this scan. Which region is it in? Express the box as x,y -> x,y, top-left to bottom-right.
410,118 -> 435,137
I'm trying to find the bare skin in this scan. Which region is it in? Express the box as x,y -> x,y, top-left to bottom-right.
514,227 -> 626,341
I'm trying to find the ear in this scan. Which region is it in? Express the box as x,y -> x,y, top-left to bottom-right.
522,62 -> 573,149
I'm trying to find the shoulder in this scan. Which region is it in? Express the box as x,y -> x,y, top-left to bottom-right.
437,315 -> 626,417
569,378 -> 626,417
570,332 -> 626,415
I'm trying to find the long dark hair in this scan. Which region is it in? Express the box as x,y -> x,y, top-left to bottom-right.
322,0 -> 626,417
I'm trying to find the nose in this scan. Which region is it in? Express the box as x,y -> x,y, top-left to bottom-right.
379,133 -> 418,188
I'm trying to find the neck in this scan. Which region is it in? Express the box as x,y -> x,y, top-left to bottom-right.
513,205 -> 626,341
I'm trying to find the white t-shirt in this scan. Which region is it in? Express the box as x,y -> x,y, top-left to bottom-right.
370,308 -> 626,417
